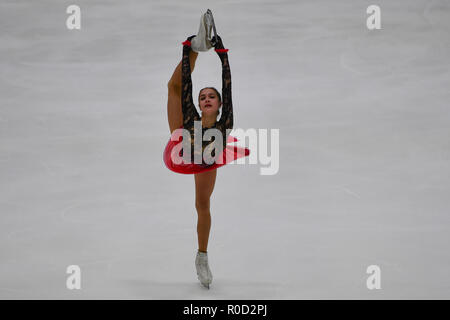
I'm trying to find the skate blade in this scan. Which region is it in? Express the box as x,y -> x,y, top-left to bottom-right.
206,9 -> 218,45
198,276 -> 211,289
201,282 -> 210,289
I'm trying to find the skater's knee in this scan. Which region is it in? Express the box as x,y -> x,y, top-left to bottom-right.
195,198 -> 210,212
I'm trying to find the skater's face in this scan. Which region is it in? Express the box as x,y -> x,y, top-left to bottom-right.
199,88 -> 222,118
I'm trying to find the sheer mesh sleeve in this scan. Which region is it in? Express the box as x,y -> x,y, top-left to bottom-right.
215,39 -> 233,131
181,36 -> 200,128
213,36 -> 233,152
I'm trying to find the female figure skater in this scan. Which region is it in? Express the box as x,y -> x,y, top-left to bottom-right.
166,10 -> 233,289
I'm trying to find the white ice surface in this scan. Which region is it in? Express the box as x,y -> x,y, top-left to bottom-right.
1,0 -> 449,299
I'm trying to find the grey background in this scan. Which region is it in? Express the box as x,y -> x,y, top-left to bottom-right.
1,0 -> 449,299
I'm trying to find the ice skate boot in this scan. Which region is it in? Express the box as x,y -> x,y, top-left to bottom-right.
190,9 -> 214,52
195,251 -> 213,289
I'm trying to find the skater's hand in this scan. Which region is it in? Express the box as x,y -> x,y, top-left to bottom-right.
212,35 -> 225,50
183,35 -> 196,46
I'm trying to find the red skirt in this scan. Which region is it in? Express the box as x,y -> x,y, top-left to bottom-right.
163,128 -> 250,174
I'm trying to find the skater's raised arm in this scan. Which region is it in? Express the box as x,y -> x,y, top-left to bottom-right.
214,36 -> 233,131
181,36 -> 201,127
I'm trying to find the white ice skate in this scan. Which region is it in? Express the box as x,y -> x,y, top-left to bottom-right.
195,251 -> 213,289
190,9 -> 215,52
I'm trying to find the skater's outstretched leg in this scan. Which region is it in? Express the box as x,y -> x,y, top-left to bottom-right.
167,39 -> 198,134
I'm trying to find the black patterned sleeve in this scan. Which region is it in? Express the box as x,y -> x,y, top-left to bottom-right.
181,36 -> 200,128
214,36 -> 233,131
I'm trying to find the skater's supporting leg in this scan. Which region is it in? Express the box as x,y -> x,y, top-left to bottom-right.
194,169 -> 217,252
